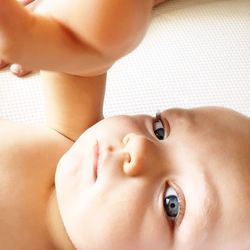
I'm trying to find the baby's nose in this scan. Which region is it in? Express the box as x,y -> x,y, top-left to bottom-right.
122,133 -> 158,177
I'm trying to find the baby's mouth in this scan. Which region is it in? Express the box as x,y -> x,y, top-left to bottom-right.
92,140 -> 99,180
92,139 -> 111,181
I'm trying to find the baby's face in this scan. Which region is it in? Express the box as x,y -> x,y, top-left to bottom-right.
55,107 -> 250,250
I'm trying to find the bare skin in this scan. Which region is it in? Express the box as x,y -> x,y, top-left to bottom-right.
0,120 -> 73,249
0,0 -> 165,77
0,69 -> 107,249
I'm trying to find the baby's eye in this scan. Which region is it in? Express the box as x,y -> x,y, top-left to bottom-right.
153,113 -> 165,140
163,186 -> 180,220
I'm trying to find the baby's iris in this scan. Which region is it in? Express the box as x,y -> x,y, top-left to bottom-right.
164,187 -> 180,219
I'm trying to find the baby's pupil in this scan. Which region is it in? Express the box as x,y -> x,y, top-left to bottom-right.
170,203 -> 176,208
155,128 -> 164,140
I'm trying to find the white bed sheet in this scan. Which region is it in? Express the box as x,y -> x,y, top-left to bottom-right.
0,0 -> 249,124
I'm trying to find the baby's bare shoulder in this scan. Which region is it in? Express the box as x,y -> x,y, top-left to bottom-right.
0,119 -> 73,191
0,119 -> 72,167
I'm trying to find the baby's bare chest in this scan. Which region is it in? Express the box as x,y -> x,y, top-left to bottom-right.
0,121 -> 72,249
0,150 -> 56,249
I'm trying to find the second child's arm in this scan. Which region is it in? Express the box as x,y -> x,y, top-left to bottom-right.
42,71 -> 106,141
1,0 -> 155,76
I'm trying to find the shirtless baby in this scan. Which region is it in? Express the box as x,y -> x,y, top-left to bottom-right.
0,0 -> 250,249
1,103 -> 250,250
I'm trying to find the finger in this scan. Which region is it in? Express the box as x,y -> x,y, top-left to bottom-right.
10,64 -> 32,77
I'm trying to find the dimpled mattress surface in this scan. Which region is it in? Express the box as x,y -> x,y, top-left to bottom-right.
0,0 -> 250,124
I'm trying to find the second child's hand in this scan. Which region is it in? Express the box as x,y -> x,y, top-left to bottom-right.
0,0 -> 39,77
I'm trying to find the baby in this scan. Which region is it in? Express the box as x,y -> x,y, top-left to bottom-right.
1,0 -> 250,250
1,102 -> 250,249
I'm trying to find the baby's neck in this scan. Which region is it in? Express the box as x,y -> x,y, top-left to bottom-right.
46,190 -> 76,250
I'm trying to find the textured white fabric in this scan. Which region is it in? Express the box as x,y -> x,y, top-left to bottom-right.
0,0 -> 249,124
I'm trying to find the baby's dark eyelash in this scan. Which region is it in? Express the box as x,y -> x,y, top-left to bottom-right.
155,111 -> 161,121
153,112 -> 165,140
